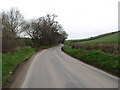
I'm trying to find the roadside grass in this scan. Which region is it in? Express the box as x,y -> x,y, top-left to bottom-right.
62,45 -> 80,56
2,46 -> 35,83
62,44 -> 120,77
2,44 -> 59,84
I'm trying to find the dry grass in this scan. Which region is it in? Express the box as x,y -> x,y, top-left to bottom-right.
68,42 -> 119,55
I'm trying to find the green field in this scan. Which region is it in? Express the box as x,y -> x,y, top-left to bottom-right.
2,46 -> 35,83
81,32 -> 119,43
66,31 -> 119,43
64,31 -> 120,77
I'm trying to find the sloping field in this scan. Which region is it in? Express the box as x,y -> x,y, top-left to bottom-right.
66,31 -> 119,43
64,31 -> 120,77
67,31 -> 119,55
80,31 -> 119,43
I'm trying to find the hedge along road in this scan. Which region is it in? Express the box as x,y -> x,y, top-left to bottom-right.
22,44 -> 118,88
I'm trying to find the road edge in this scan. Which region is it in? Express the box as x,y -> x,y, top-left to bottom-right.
2,49 -> 43,88
61,46 -> 119,80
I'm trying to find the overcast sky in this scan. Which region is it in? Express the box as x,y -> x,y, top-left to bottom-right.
0,0 -> 119,39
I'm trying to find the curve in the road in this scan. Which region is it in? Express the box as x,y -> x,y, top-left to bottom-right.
22,44 -> 118,88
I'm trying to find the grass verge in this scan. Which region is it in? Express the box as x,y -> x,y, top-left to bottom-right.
2,46 -> 35,83
62,44 -> 120,77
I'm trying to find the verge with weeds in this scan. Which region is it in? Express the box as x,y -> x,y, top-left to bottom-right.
2,46 -> 35,83
62,44 -> 120,77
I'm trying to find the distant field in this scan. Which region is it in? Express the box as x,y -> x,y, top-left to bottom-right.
66,31 -> 119,43
81,32 -> 119,43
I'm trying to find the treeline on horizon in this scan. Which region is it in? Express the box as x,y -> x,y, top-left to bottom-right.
0,8 -> 68,53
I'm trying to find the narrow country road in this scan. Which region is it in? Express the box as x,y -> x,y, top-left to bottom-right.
22,44 -> 118,88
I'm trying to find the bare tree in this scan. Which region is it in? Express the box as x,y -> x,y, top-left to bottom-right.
22,19 -> 43,46
1,8 -> 24,52
1,8 -> 68,52
41,14 -> 67,45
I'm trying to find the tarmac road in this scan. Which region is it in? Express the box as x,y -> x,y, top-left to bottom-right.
22,44 -> 118,88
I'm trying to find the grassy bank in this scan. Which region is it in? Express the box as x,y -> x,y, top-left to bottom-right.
2,46 -> 35,83
62,44 -> 120,77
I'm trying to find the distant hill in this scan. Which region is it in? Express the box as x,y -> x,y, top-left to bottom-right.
66,31 -> 120,43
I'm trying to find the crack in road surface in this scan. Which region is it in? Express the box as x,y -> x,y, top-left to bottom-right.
22,44 -> 118,88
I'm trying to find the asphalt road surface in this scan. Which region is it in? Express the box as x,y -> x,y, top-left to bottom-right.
22,44 -> 118,88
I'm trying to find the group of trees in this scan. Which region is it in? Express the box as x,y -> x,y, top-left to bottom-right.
23,14 -> 67,46
1,8 -> 24,52
1,8 -> 68,53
